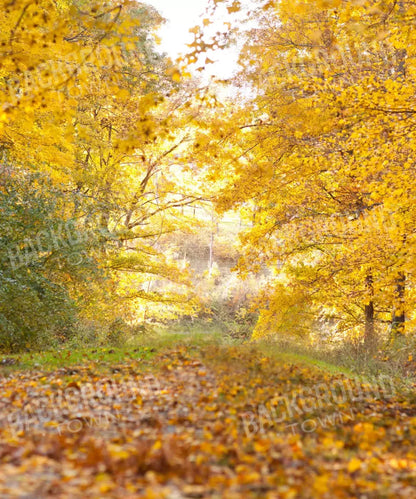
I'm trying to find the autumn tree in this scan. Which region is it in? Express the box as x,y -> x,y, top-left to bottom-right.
0,0 -> 208,348
201,0 -> 416,346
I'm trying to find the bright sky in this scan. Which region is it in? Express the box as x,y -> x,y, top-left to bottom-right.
147,0 -> 209,57
146,0 -> 241,78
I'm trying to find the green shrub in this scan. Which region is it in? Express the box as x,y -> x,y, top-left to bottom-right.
0,169 -> 99,352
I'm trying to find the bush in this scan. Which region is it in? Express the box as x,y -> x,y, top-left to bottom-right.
0,169 -> 99,352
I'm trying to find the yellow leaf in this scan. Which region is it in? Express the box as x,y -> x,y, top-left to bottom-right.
116,89 -> 131,100
227,1 -> 241,14
313,474 -> 329,494
348,457 -> 361,473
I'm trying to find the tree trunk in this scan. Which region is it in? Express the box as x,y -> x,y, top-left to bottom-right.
364,273 -> 375,349
391,272 -> 406,337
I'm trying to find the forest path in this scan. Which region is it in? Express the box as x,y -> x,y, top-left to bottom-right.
0,344 -> 414,498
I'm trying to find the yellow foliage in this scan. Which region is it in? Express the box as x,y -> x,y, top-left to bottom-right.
208,0 -> 416,341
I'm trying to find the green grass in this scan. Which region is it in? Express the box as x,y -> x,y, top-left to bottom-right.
259,345 -> 356,377
251,338 -> 416,391
3,326 -> 413,394
0,346 -> 155,374
0,327 -> 230,375
0,332 -> 360,379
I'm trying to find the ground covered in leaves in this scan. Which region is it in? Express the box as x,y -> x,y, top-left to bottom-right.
0,344 -> 415,498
